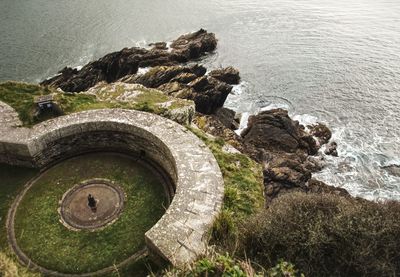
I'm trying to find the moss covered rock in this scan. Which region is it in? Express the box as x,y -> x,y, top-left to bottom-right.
85,82 -> 195,124
0,81 -> 195,126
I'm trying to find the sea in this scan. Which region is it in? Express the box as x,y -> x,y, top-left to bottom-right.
1,0 -> 399,200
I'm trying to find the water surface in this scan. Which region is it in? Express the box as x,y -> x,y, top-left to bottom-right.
1,0 -> 399,200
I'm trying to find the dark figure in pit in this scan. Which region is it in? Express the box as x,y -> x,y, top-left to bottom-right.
88,194 -> 97,212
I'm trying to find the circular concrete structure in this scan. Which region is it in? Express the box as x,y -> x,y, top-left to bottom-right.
2,107 -> 224,271
59,179 -> 125,231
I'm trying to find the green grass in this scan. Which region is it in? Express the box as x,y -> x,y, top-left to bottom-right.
188,127 -> 264,247
0,164 -> 40,277
0,82 -> 193,127
13,153 -> 167,274
0,82 -> 53,126
0,164 -> 38,249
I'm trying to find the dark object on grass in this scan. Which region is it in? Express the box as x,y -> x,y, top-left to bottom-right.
88,194 -> 97,212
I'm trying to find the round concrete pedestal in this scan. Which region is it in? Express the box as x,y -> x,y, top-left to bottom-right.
59,179 -> 125,231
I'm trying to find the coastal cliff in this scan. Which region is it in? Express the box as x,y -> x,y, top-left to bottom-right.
1,29 -> 399,277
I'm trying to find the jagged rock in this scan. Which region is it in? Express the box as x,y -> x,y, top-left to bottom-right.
237,109 -> 348,203
41,29 -> 217,92
381,164 -> 400,177
186,76 -> 232,114
209,66 -> 240,85
157,82 -> 194,99
170,29 -> 217,62
156,76 -> 231,115
307,178 -> 350,197
129,64 -> 206,88
308,123 -> 332,146
241,109 -> 318,156
171,72 -> 198,84
304,155 -> 326,172
193,114 -> 244,151
215,107 -> 239,130
264,152 -> 311,187
148,42 -> 167,50
265,166 -> 309,188
325,141 -> 338,156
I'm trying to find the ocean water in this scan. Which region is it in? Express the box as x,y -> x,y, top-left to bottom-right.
1,0 -> 399,200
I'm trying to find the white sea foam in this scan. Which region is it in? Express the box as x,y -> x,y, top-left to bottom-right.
133,39 -> 148,48
137,67 -> 151,75
292,114 -> 319,126
226,83 -> 400,201
166,41 -> 173,52
314,126 -> 400,201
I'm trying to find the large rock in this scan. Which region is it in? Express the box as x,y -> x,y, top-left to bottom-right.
308,122 -> 332,146
41,30 -> 217,92
84,82 -> 195,125
125,64 -> 206,88
214,107 -> 239,130
209,66 -> 240,85
186,76 -> 232,114
325,141 -> 338,156
170,29 -> 217,62
193,113 -> 244,151
241,109 -> 318,156
382,164 -> 400,177
157,82 -> 195,99
238,108 -> 348,203
156,75 -> 232,114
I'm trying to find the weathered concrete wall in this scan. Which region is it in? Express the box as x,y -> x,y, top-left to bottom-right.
0,104 -> 224,267
0,101 -> 33,167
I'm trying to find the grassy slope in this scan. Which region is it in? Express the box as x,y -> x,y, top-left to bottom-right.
0,81 -> 191,127
188,127 -> 264,246
0,164 -> 39,277
0,164 -> 38,249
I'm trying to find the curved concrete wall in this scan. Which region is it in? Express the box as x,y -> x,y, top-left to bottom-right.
0,106 -> 224,266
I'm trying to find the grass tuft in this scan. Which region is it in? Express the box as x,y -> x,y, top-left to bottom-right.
188,127 -> 264,249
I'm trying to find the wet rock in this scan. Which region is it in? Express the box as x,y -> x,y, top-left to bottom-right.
238,109 -> 347,203
382,164 -> 400,177
170,28 -> 217,62
241,109 -> 318,156
308,123 -> 332,146
148,42 -> 168,50
209,66 -> 240,85
303,155 -> 326,172
325,141 -> 338,157
41,29 -> 216,92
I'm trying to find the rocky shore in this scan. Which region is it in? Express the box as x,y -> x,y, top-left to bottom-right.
41,29 -> 348,203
